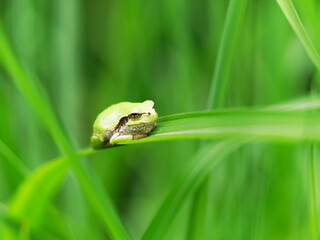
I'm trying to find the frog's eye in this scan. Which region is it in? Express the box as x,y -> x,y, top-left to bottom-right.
129,113 -> 142,119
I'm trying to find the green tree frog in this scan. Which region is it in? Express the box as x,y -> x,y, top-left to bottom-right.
91,100 -> 158,149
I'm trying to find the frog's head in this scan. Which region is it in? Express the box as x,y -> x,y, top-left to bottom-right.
126,100 -> 158,126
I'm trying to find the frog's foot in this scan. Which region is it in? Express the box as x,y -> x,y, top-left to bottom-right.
133,134 -> 148,140
91,135 -> 105,149
110,133 -> 133,145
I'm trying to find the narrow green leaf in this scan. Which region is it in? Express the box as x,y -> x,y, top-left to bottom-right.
0,203 -> 61,240
309,144 -> 318,240
0,24 -> 69,157
0,140 -> 73,239
0,25 -> 131,240
207,0 -> 248,109
141,140 -> 244,240
9,158 -> 68,224
276,0 -> 320,72
121,109 -> 320,145
0,139 -> 30,177
265,96 -> 320,111
6,154 -> 85,228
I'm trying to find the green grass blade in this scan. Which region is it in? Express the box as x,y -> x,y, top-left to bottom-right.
9,159 -> 69,224
141,140 -> 244,240
0,203 -> 61,240
0,139 -> 30,177
0,203 -> 22,240
37,97 -> 320,169
195,0 -> 247,236
207,0 -> 248,109
276,0 -> 320,72
0,140 -> 77,239
7,153 -> 131,239
120,109 -> 320,144
265,96 -> 320,111
309,144 -> 318,240
294,0 -> 320,51
0,25 -> 69,156
0,25 -> 131,240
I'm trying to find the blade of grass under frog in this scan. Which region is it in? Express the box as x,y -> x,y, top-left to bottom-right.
121,109 -> 320,145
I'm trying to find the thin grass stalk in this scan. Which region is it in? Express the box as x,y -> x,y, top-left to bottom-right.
10,0 -> 44,170
309,144 -> 318,240
295,0 -> 320,51
0,139 -> 30,177
206,0 -> 248,109
0,25 -> 131,240
52,0 -> 89,236
189,0 -> 248,238
277,1 -> 320,237
0,138 -> 79,239
141,140 -> 244,240
276,0 -> 320,72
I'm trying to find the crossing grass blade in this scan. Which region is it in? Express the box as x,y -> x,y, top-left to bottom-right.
9,158 -> 68,224
309,144 -> 318,240
207,0 -> 248,109
277,2 -> 320,238
0,25 -> 131,240
0,203 -> 63,240
141,140 -> 244,240
276,0 -> 320,72
0,139 -> 30,177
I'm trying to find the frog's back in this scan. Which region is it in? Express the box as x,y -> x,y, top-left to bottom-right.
93,101 -> 151,132
93,102 -> 129,131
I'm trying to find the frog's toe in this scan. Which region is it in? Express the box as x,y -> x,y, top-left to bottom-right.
110,134 -> 133,145
91,135 -> 105,149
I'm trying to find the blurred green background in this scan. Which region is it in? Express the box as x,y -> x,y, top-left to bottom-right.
0,0 -> 319,239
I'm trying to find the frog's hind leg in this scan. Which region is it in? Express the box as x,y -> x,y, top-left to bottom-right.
133,134 -> 148,140
110,133 -> 133,145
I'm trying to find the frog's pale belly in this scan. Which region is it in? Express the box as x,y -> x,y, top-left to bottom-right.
122,122 -> 156,136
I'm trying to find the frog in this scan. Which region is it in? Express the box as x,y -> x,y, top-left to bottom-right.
90,100 -> 158,149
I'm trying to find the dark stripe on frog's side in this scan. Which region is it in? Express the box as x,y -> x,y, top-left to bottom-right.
101,114 -> 155,147
101,116 -> 130,146
116,116 -> 129,131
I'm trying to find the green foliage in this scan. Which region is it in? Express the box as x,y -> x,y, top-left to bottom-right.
141,140 -> 244,240
0,0 -> 320,239
277,0 -> 320,72
0,12 -> 131,240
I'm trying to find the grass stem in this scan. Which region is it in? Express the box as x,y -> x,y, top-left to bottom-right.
277,0 -> 320,72
309,144 -> 318,240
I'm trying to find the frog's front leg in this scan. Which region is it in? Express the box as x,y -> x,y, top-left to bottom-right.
110,133 -> 133,145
